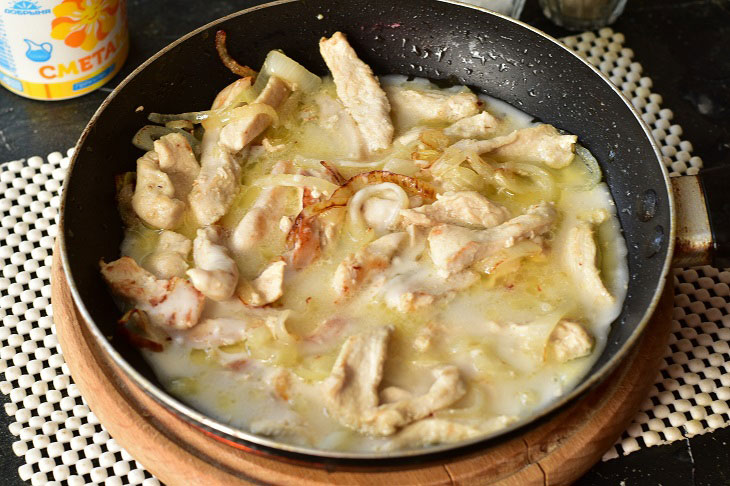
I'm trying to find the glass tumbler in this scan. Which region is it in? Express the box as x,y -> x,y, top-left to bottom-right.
539,0 -> 628,31
460,0 -> 527,19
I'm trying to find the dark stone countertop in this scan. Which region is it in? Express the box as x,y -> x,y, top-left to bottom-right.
1,0 -> 729,484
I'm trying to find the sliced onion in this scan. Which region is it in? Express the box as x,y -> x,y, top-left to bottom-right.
215,30 -> 257,78
499,162 -> 555,199
440,166 -> 485,193
286,171 -> 436,253
320,161 -> 346,185
383,158 -> 419,176
148,111 -> 211,124
148,86 -> 257,125
465,153 -> 497,184
253,173 -> 339,196
221,103 -> 279,126
165,120 -> 194,130
430,147 -> 469,177
573,144 -> 602,190
253,50 -> 321,94
347,183 -> 410,233
332,170 -> 437,202
131,125 -> 200,156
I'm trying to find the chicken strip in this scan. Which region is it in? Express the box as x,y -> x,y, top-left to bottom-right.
442,111 -> 499,139
451,124 -> 577,168
547,320 -> 595,363
564,221 -> 614,306
153,133 -> 200,199
220,76 -> 291,153
428,201 -> 556,274
143,230 -> 192,279
100,256 -> 204,330
231,186 -> 290,254
237,260 -> 287,307
385,86 -> 480,126
320,32 -> 393,154
333,232 -> 408,296
324,326 -> 466,436
187,226 -> 239,301
399,191 -> 510,230
382,419 -> 481,450
131,152 -> 186,230
324,326 -> 391,432
189,78 -> 253,225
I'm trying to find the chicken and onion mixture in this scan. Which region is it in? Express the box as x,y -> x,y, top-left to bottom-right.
102,31 -> 628,452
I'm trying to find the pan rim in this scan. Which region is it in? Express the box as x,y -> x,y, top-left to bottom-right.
58,0 -> 675,461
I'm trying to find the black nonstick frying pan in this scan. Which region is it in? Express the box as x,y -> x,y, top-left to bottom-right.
58,0 -> 730,464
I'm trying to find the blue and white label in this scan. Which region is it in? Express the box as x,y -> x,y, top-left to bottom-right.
72,63 -> 114,91
4,1 -> 51,15
0,70 -> 22,91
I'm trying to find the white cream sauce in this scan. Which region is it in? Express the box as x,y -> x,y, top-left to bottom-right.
121,75 -> 628,452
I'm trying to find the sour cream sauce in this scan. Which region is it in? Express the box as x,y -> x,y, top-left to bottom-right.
130,76 -> 628,452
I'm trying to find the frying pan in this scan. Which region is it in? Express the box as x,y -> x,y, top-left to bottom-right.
58,0 -> 730,464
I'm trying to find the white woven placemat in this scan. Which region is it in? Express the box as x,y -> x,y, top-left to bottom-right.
0,28 -> 727,484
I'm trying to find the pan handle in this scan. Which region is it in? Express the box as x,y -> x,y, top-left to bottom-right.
672,165 -> 730,268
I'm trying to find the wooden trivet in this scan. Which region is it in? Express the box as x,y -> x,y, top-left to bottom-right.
51,247 -> 673,485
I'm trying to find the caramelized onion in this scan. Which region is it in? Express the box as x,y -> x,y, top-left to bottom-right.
332,171 -> 437,202
320,161 -> 346,185
118,309 -> 166,352
215,30 -> 257,78
285,171 -> 437,258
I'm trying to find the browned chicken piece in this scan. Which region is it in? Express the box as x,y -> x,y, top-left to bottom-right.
131,152 -> 186,230
383,419 -> 481,450
428,201 -> 556,274
443,111 -> 500,139
368,366 -> 466,436
386,270 -> 480,313
187,226 -> 239,301
187,144 -> 240,226
564,221 -> 614,306
116,174 -> 137,227
399,191 -> 510,230
183,307 -> 291,348
219,76 -> 291,153
211,77 -> 253,110
237,260 -> 287,307
320,32 -> 393,154
385,86 -> 480,126
189,78 -> 253,225
100,256 -> 204,330
231,186 -> 290,254
143,230 -> 192,279
324,326 -> 391,431
153,133 -> 201,199
452,124 -> 577,168
250,417 -> 308,438
184,317 -> 255,348
231,159 -> 337,255
324,326 -> 467,436
333,232 -> 408,296
547,320 -> 595,363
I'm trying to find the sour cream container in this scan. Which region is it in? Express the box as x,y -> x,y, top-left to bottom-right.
0,0 -> 128,100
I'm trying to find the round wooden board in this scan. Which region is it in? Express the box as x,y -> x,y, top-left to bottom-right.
51,247 -> 673,486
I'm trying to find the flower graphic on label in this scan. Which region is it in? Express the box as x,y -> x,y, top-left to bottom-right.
50,0 -> 120,51
11,1 -> 41,10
